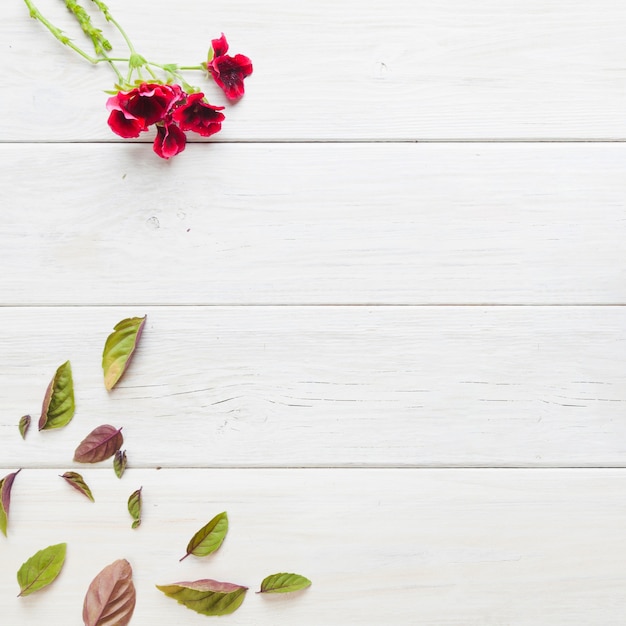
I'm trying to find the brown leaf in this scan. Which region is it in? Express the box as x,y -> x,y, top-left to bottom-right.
83,559 -> 136,626
74,425 -> 123,464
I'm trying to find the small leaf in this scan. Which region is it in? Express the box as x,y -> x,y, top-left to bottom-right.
180,511 -> 228,561
127,487 -> 142,529
0,469 -> 21,537
17,543 -> 67,596
39,360 -> 75,430
19,415 -> 31,440
83,559 -> 136,626
258,572 -> 312,594
60,471 -> 94,502
102,316 -> 146,390
74,425 -> 123,463
156,579 -> 247,616
114,450 -> 127,479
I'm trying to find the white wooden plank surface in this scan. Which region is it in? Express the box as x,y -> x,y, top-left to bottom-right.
2,468 -> 626,625
4,0 -> 626,140
1,306 -> 624,468
2,143 -> 626,305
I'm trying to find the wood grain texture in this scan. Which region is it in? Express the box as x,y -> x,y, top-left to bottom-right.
1,306 -> 624,469
4,0 -> 626,140
2,468 -> 626,625
2,142 -> 626,305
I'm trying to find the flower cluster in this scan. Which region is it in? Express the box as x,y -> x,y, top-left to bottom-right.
24,0 -> 253,159
106,34 -> 252,158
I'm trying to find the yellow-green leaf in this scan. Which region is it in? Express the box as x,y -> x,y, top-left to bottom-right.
258,572 -> 312,594
180,511 -> 228,561
17,543 -> 67,596
0,469 -> 21,537
38,361 -> 75,430
156,579 -> 247,616
128,487 -> 142,529
114,449 -> 127,479
19,415 -> 31,440
60,471 -> 94,502
102,316 -> 146,390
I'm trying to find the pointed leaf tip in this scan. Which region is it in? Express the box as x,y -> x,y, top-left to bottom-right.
74,424 -> 124,463
19,415 -> 31,440
17,543 -> 67,596
39,361 -> 75,430
180,511 -> 228,561
60,471 -> 95,502
102,315 -> 146,390
258,572 -> 312,594
0,469 -> 21,537
83,559 -> 136,626
156,579 -> 247,616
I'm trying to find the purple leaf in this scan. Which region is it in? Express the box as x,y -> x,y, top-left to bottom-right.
74,425 -> 123,464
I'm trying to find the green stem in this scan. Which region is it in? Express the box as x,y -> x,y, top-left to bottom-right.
23,0 -> 100,63
178,65 -> 205,71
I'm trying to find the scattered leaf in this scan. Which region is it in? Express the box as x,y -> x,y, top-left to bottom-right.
127,487 -> 142,529
114,450 -> 127,479
19,415 -> 31,440
74,425 -> 123,463
83,558 -> 136,626
180,511 -> 228,561
258,572 -> 312,594
39,360 -> 75,430
156,579 -> 247,616
17,543 -> 67,597
60,471 -> 94,502
0,469 -> 21,537
102,316 -> 146,390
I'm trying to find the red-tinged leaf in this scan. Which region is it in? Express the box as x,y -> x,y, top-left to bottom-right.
83,559 -> 136,626
102,316 -> 146,390
74,425 -> 123,463
180,511 -> 228,560
19,415 -> 31,440
114,450 -> 127,479
60,472 -> 94,502
0,469 -> 21,537
39,360 -> 75,430
156,579 -> 248,616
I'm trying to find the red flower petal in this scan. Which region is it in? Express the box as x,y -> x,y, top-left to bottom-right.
153,123 -> 187,159
107,110 -> 147,138
210,33 -> 229,58
172,93 -> 225,137
208,54 -> 253,100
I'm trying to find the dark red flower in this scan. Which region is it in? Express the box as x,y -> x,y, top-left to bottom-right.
207,33 -> 253,101
153,122 -> 187,159
106,83 -> 184,137
172,92 -> 225,137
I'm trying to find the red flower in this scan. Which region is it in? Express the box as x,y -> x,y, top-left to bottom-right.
172,93 -> 225,137
207,33 -> 253,101
153,122 -> 187,159
107,83 -> 184,138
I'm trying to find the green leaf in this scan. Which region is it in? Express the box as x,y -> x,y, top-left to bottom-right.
114,449 -> 127,479
38,360 -> 75,430
83,559 -> 136,626
18,415 -> 31,440
102,316 -> 146,390
180,511 -> 228,561
74,424 -> 124,463
258,572 -> 312,594
17,543 -> 67,596
0,469 -> 21,537
156,579 -> 247,616
60,471 -> 94,502
127,487 -> 142,529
